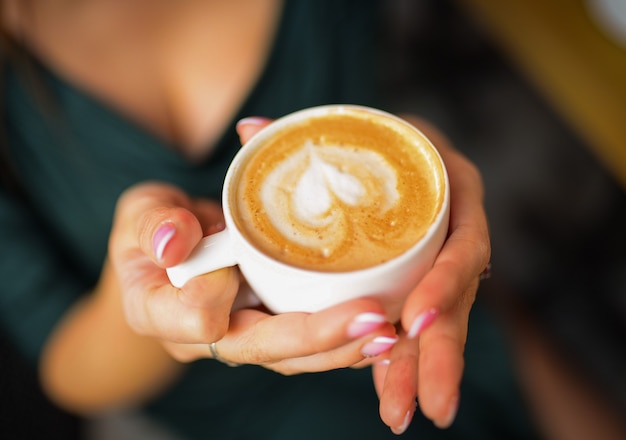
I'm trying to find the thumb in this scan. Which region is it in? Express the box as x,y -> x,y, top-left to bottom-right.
111,182 -> 206,268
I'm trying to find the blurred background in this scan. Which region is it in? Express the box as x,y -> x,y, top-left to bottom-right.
2,0 -> 625,438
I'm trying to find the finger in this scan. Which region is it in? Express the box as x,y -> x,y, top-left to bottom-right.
215,298 -> 394,364
371,360 -> 389,398
162,324 -> 397,369
112,182 -> 204,268
351,351 -> 391,370
175,266 -> 240,333
378,332 -> 420,434
236,117 -> 273,144
402,253 -> 481,340
269,331 -> 397,375
111,183 -> 240,342
159,301 -> 397,367
416,306 -> 467,429
120,266 -> 239,344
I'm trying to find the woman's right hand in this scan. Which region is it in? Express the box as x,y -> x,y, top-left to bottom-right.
108,181 -> 397,374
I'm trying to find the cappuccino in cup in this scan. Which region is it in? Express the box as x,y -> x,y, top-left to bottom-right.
232,109 -> 445,272
167,105 -> 449,317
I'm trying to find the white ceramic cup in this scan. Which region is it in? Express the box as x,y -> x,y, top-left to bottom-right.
166,105 -> 450,321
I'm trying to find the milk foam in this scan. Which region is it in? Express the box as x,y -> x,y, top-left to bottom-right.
260,141 -> 399,255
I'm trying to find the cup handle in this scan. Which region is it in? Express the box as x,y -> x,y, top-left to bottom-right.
166,229 -> 237,288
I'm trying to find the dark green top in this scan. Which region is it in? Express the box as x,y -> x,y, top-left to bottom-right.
0,1 -> 536,438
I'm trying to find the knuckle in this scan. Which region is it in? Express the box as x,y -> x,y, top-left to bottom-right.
171,308 -> 229,344
194,312 -> 229,343
303,315 -> 336,354
238,330 -> 272,365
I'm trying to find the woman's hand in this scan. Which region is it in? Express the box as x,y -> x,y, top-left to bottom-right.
373,116 -> 491,433
108,148 -> 397,375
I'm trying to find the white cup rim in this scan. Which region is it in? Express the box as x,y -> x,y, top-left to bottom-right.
221,104 -> 450,278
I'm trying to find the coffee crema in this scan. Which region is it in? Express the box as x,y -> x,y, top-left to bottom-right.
231,110 -> 444,272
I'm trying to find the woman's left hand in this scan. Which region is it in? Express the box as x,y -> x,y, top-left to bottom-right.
372,115 -> 491,434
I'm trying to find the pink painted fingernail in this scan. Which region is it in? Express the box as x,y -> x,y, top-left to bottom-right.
153,223 -> 176,262
236,117 -> 271,129
347,312 -> 387,338
408,308 -> 438,339
361,336 -> 398,357
391,401 -> 417,435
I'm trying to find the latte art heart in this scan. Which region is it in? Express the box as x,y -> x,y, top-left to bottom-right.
261,142 -> 399,256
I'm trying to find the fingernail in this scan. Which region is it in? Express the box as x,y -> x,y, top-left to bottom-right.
408,308 -> 438,339
206,222 -> 226,235
361,336 -> 398,357
153,223 -> 176,262
434,395 -> 459,429
236,117 -> 271,129
347,312 -> 387,338
391,402 -> 417,435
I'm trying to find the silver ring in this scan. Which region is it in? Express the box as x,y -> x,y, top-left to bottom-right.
209,342 -> 241,367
